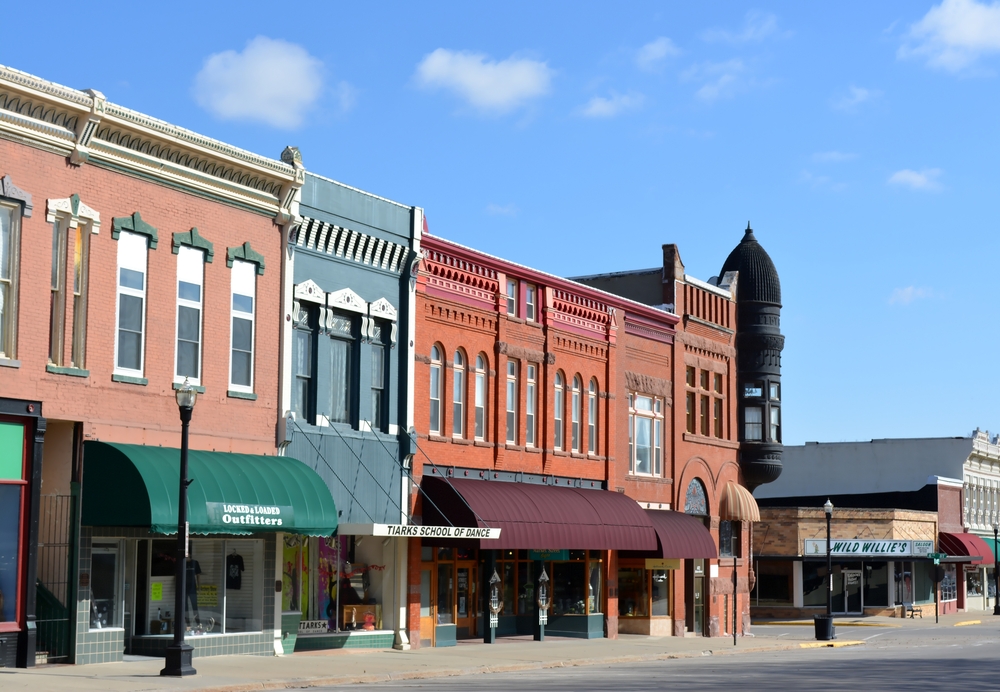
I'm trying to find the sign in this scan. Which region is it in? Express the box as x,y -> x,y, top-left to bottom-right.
645,558 -> 681,570
803,539 -> 934,558
338,523 -> 501,540
206,502 -> 293,528
529,550 -> 569,561
298,619 -> 329,634
197,584 -> 218,608
150,582 -> 163,601
928,552 -> 947,564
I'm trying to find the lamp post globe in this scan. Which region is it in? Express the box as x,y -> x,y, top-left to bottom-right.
161,378 -> 197,677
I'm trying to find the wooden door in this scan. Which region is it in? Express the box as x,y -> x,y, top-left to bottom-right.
419,567 -> 435,647
455,561 -> 477,639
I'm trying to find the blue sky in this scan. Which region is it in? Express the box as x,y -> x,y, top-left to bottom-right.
5,1 -> 999,445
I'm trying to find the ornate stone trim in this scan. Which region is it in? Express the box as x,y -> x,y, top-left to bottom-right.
625,371 -> 672,399
676,330 -> 735,359
369,297 -> 397,321
112,211 -> 157,248
294,216 -> 409,275
496,341 -> 552,364
226,241 -> 265,275
46,194 -> 99,233
172,227 -> 213,261
293,279 -> 324,304
327,287 -> 368,315
1,175 -> 32,217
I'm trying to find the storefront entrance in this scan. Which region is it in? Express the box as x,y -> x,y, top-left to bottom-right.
686,559 -> 706,635
455,562 -> 478,639
833,570 -> 863,614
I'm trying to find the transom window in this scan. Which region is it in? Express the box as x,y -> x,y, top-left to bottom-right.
628,393 -> 663,476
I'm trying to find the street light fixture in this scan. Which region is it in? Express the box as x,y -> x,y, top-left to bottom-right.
161,378 -> 198,677
814,499 -> 835,641
993,523 -> 1000,616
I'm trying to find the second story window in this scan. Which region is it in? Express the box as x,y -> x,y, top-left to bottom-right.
115,231 -> 148,375
174,246 -> 204,384
526,364 -> 537,447
229,260 -> 256,392
292,322 -> 312,422
506,279 -> 517,316
745,406 -> 763,441
452,350 -> 465,437
371,326 -> 386,431
429,344 -> 442,434
328,313 -> 354,425
629,394 -> 663,476
554,372 -> 565,450
475,354 -> 487,440
506,360 -> 518,444
525,284 -> 537,322
571,375 -> 582,452
720,520 -> 741,558
588,379 -> 598,454
770,406 -> 781,443
0,201 -> 22,360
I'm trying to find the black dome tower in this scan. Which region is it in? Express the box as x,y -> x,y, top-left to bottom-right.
720,223 -> 784,490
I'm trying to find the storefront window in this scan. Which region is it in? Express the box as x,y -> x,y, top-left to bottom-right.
282,536 -> 307,613
619,568 -> 648,617
502,561 -> 516,616
651,570 -> 669,616
913,562 -> 935,604
225,540 -> 262,632
802,562 -> 828,607
968,569 -> 984,599
0,483 -> 20,624
753,560 -> 794,606
941,564 -> 957,602
863,562 -> 889,607
588,559 -> 602,614
551,561 -> 586,615
437,563 -> 453,624
90,542 -> 122,629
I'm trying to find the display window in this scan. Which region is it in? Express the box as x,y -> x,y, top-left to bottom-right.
618,565 -> 672,618
0,421 -> 26,630
90,542 -> 123,629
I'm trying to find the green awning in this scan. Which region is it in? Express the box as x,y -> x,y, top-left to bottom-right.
82,441 -> 337,536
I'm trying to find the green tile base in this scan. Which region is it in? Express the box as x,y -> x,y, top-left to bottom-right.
294,631 -> 395,651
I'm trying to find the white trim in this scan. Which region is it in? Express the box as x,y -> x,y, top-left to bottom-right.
113,231 -> 147,377
683,273 -> 733,299
327,287 -> 368,315
173,246 -> 204,386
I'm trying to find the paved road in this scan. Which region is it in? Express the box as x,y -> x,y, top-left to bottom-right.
317,623 -> 1000,691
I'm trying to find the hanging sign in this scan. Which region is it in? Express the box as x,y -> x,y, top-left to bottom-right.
645,558 -> 681,570
803,539 -> 934,557
206,502 -> 294,528
337,523 -> 501,539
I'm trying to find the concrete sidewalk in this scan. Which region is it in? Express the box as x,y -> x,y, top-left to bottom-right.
0,629 -> 854,692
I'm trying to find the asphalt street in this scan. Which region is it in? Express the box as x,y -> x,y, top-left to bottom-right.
316,623 -> 1000,692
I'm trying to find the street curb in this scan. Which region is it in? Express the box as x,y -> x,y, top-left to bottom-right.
954,620 -> 982,626
799,640 -> 865,649
754,620 -> 900,628
175,642 -> 863,692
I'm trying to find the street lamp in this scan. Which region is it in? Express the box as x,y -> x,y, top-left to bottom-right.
161,378 -> 198,677
825,499 -> 833,619
993,523 -> 1000,616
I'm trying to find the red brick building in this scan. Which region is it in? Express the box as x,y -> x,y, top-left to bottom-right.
406,235 -> 749,646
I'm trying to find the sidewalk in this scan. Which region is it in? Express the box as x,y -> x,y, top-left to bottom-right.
0,628 -> 853,692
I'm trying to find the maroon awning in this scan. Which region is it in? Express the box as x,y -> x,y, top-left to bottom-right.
421,477 -> 658,551
939,532 -> 994,566
646,509 -> 718,559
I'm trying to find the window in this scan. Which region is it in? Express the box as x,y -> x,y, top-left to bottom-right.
554,372 -> 565,450
371,329 -> 386,431
49,219 -> 67,364
744,381 -> 763,398
699,369 -> 709,390
174,246 -> 204,383
526,364 -> 537,447
229,260 -> 256,391
629,394 -> 663,476
70,224 -> 90,368
571,376 -> 582,452
714,373 -> 723,394
115,231 -> 148,375
713,398 -> 723,438
686,366 -> 695,387
700,395 -> 710,436
0,422 -> 26,625
686,392 -> 695,434
525,284 -> 536,322
0,202 -> 20,359
769,406 -> 780,442
292,326 -> 312,421
452,350 -> 465,437
506,279 -> 517,316
329,314 -> 353,425
506,361 -> 518,443
429,345 -> 442,434
719,521 -> 741,558
475,355 -> 487,440
588,379 -> 598,454
684,479 -> 708,516
745,406 -> 763,441
769,382 -> 780,400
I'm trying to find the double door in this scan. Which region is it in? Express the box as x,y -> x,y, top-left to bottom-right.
833,570 -> 863,614
419,560 -> 479,645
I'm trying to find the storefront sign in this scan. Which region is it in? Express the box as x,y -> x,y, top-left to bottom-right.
338,523 -> 501,539
803,539 -> 934,557
298,619 -> 329,634
529,550 -> 569,561
206,502 -> 293,528
644,558 -> 681,570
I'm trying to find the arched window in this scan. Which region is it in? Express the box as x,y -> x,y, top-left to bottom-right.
429,344 -> 442,434
452,350 -> 465,437
588,379 -> 598,454
684,479 -> 708,516
475,354 -> 488,440
554,372 -> 565,450
571,375 -> 582,452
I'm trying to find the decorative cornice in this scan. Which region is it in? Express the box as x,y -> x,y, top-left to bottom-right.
496,341 -> 551,364
172,227 -> 213,262
0,64 -> 302,218
625,371 -> 672,400
112,211 -> 157,248
226,241 -> 265,275
369,297 -> 397,322
294,216 -> 409,274
1,175 -> 32,217
46,194 -> 100,232
677,330 -> 736,359
294,279 -> 325,303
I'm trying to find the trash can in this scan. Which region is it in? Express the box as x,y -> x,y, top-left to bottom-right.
814,614 -> 835,641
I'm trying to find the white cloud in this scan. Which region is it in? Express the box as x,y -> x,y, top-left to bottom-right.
682,60 -> 746,101
812,151 -> 858,163
415,49 -> 553,114
636,37 -> 680,70
900,0 -> 1000,71
333,81 -> 357,114
799,170 -> 847,191
701,11 -> 784,43
832,85 -> 881,112
889,286 -> 933,305
193,37 -> 324,129
888,168 -> 943,191
486,203 -> 518,216
579,91 -> 645,118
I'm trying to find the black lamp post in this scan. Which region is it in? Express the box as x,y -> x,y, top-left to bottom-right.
825,499 -> 833,619
161,379 -> 198,677
993,523 -> 1000,616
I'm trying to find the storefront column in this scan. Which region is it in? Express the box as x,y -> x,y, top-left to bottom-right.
393,537 -> 410,649
406,537 -> 422,647
792,561 -> 804,608
605,550 -> 618,639
273,532 -> 284,655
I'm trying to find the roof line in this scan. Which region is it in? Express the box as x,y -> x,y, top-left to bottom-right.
305,171 -> 413,211
569,267 -> 661,280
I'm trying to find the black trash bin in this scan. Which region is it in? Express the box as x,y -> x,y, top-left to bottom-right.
814,614 -> 835,641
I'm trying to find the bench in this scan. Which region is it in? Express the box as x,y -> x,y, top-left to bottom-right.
903,602 -> 922,619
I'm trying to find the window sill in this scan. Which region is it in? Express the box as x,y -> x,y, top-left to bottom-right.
428,434 -> 451,443
452,438 -> 473,446
504,443 -> 524,452
587,454 -> 606,462
46,364 -> 89,377
626,474 -> 673,484
473,440 -> 493,448
0,358 -> 20,369
552,450 -> 570,457
505,315 -> 525,324
525,446 -> 542,454
524,319 -> 542,329
682,433 -> 739,449
112,373 -> 148,386
570,452 -> 587,459
172,381 -> 206,393
227,390 -> 257,400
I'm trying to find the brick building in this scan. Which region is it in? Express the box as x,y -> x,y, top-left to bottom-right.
405,233 -> 748,647
0,65 -> 337,667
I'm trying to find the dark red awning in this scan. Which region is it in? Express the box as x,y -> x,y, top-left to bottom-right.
646,509 -> 718,559
421,477 -> 658,551
939,532 -> 994,565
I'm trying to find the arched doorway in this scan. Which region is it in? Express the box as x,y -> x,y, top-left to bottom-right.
684,479 -> 709,635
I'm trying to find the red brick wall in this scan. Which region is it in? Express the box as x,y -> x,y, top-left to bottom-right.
1,139 -> 281,454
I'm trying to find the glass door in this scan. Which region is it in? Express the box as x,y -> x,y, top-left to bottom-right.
843,571 -> 862,613
455,562 -> 477,639
420,568 -> 434,647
